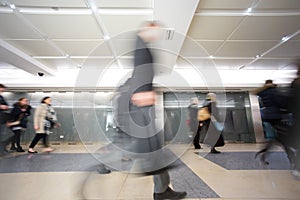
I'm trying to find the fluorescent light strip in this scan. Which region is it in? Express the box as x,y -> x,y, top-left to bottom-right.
0,7 -> 13,13
195,10 -> 300,17
98,8 -> 152,15
13,7 -> 152,15
19,8 -> 92,15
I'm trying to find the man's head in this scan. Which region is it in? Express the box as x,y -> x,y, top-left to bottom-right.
206,93 -> 217,102
0,84 -> 6,93
190,97 -> 199,105
138,21 -> 164,42
19,98 -> 28,106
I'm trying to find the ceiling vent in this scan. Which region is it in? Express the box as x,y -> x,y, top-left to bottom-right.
164,28 -> 174,40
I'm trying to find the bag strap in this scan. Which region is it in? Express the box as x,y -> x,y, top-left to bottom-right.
210,115 -> 217,122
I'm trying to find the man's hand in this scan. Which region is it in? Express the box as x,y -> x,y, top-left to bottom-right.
131,91 -> 156,107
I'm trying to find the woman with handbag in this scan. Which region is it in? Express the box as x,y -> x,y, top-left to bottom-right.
8,97 -> 31,152
28,96 -> 59,153
188,97 -> 202,149
200,93 -> 225,154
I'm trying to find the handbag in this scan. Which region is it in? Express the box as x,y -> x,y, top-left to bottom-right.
197,107 -> 211,121
211,115 -> 224,132
263,121 -> 277,139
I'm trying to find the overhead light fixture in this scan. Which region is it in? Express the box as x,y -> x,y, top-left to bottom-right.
255,54 -> 261,58
19,8 -> 92,15
98,8 -> 152,15
9,4 -> 16,9
244,7 -> 252,16
209,55 -> 214,59
103,35 -> 110,40
0,7 -> 13,13
281,35 -> 290,42
17,7 -> 152,15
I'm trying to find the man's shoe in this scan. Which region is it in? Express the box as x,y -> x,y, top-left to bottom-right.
210,148 -> 221,154
97,165 -> 111,174
153,187 -> 187,200
292,170 -> 300,180
16,147 -> 25,152
10,146 -> 17,151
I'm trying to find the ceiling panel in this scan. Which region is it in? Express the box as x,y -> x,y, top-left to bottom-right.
216,41 -> 277,57
176,57 -> 217,69
8,40 -> 61,56
246,59 -> 296,70
55,40 -> 102,56
94,0 -> 152,8
265,40 -> 300,57
82,42 -> 112,57
213,59 -> 252,69
196,0 -> 254,11
0,13 -> 41,39
0,0 -> 299,89
25,14 -> 102,39
180,39 -> 221,57
37,59 -> 79,69
256,0 -> 300,10
7,0 -> 87,8
111,38 -> 135,56
195,41 -> 223,56
187,16 -> 244,40
81,58 -> 116,69
101,15 -> 152,37
230,16 -> 300,40
292,34 -> 300,40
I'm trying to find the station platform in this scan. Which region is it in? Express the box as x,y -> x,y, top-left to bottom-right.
0,143 -> 299,200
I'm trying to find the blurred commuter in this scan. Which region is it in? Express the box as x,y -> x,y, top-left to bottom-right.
253,80 -> 283,164
28,97 -> 59,153
7,97 -> 31,152
201,93 -> 225,154
287,63 -> 300,178
188,97 -> 201,149
126,21 -> 187,199
0,84 -> 10,154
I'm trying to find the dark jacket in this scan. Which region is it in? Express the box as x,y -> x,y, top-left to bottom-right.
202,99 -> 219,121
128,35 -> 162,156
0,95 -> 9,124
256,85 -> 282,120
10,103 -> 31,129
188,103 -> 198,133
289,78 -> 300,128
0,95 -> 8,109
130,35 -> 154,94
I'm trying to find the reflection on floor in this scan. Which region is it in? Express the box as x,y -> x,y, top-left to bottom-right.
0,143 -> 300,200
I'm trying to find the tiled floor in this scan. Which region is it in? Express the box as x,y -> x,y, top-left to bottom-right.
0,143 -> 300,200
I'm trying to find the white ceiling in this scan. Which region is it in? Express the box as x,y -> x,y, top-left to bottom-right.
0,0 -> 300,91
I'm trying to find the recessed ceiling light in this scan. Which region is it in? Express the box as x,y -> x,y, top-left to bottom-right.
10,4 -> 16,9
247,7 -> 252,12
103,35 -> 110,40
255,54 -> 261,58
281,35 -> 290,42
209,55 -> 214,59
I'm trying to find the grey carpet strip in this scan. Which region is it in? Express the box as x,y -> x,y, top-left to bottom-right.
0,153 -> 219,198
199,151 -> 290,170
